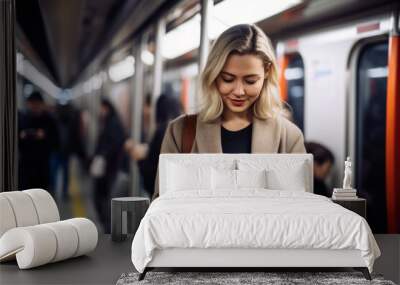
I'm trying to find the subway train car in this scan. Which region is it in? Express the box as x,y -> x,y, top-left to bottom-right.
161,0 -> 399,234
10,0 -> 399,234
1,0 -> 400,283
262,0 -> 398,234
4,0 -> 400,233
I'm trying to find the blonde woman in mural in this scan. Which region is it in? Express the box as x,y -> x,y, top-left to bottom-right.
153,24 -> 306,199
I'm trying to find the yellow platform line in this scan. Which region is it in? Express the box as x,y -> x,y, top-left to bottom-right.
69,160 -> 86,217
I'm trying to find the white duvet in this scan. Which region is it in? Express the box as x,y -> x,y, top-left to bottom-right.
131,190 -> 380,273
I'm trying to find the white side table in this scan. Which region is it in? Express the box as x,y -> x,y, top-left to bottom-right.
111,197 -> 149,242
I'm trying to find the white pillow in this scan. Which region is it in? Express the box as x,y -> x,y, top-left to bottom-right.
237,169 -> 267,189
211,168 -> 237,190
211,169 -> 268,190
237,159 -> 309,191
167,162 -> 211,192
266,164 -> 307,191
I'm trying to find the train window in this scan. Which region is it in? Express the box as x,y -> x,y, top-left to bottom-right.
356,41 -> 388,233
285,53 -> 305,131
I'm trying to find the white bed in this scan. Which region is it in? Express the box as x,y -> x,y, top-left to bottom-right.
131,154 -> 380,280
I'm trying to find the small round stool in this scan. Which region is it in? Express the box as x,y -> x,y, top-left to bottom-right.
111,197 -> 149,242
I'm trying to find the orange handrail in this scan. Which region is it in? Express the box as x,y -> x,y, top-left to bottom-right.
180,77 -> 190,113
278,55 -> 290,102
386,34 -> 400,233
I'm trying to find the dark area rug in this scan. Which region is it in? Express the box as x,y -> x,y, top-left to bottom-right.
116,271 -> 396,285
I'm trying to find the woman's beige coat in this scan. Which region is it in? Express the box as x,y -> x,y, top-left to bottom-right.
152,114 -> 306,199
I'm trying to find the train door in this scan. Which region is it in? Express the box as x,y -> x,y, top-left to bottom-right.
279,53 -> 305,132
354,39 -> 388,233
286,53 -> 305,132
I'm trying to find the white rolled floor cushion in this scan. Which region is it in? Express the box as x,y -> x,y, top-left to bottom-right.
0,189 -> 98,269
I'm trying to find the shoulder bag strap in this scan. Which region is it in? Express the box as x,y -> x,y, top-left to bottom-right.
181,114 -> 197,153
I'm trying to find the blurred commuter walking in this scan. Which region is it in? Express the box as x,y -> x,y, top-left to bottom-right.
91,98 -> 126,233
18,91 -> 60,194
125,93 -> 182,198
51,102 -> 86,200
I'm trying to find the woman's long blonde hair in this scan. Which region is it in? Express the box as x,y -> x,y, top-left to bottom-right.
199,24 -> 282,122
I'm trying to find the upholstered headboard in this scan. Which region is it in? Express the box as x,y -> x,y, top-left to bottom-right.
159,154 -> 313,195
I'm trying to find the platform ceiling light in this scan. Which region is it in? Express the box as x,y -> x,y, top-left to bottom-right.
58,89 -> 72,105
16,52 -> 61,97
108,55 -> 135,82
71,70 -> 107,97
141,50 -> 154,65
23,84 -> 34,97
91,73 -> 103,90
163,14 -> 201,59
83,81 -> 92,94
210,0 -> 302,39
162,0 -> 301,60
101,71 -> 108,82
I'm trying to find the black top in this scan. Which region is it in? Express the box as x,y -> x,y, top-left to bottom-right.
18,110 -> 60,161
95,114 -> 126,173
138,123 -> 168,197
221,124 -> 252,153
314,178 -> 332,197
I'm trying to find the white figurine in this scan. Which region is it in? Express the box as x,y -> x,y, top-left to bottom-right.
342,156 -> 352,189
